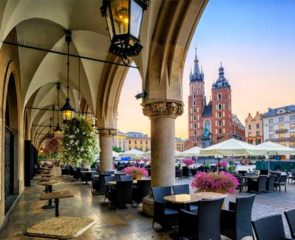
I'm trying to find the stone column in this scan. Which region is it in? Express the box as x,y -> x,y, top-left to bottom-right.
98,129 -> 116,172
143,101 -> 183,187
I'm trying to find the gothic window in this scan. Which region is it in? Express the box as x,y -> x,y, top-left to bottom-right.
193,101 -> 196,106
217,104 -> 222,110
193,108 -> 196,113
218,112 -> 222,118
218,120 -> 222,126
194,123 -> 197,129
256,123 -> 260,129
248,125 -> 251,130
194,116 -> 196,121
193,93 -> 196,99
219,128 -> 222,134
217,93 -> 222,100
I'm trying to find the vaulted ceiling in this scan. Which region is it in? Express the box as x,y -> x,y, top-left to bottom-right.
0,0 -> 208,147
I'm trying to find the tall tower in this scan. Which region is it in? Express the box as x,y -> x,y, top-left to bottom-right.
188,48 -> 205,147
211,63 -> 232,144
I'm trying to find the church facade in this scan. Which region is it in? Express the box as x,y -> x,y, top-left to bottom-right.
188,51 -> 245,148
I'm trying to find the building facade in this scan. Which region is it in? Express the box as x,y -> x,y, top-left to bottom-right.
188,51 -> 244,148
112,131 -> 127,151
126,132 -> 151,152
175,138 -> 187,152
245,112 -> 263,145
262,105 -> 295,148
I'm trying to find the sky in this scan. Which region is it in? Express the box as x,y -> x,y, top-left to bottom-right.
117,0 -> 295,139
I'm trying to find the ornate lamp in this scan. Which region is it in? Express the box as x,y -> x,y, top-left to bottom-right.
100,0 -> 149,62
61,30 -> 75,122
54,83 -> 63,135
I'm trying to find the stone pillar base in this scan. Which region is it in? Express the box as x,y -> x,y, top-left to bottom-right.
142,195 -> 154,217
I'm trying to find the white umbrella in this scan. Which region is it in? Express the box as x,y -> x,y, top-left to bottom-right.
112,151 -> 119,158
119,148 -> 145,157
181,146 -> 202,157
175,150 -> 182,157
256,141 -> 295,155
200,138 -> 266,157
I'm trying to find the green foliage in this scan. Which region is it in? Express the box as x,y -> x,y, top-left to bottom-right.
59,116 -> 99,167
112,146 -> 123,153
227,165 -> 236,172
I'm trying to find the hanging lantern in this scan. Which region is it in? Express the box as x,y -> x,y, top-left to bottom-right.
100,0 -> 149,61
61,30 -> 75,123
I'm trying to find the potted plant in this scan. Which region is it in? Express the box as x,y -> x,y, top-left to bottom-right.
124,166 -> 148,180
191,171 -> 238,194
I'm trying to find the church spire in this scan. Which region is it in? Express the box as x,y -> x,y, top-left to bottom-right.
190,46 -> 204,82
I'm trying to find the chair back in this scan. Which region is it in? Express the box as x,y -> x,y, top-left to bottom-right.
104,175 -> 116,184
151,186 -> 172,203
115,173 -> 125,181
198,198 -> 224,240
258,176 -> 267,191
252,214 -> 286,240
136,179 -> 151,199
284,209 -> 295,238
280,174 -> 287,183
172,184 -> 190,194
104,171 -> 115,175
235,194 -> 255,239
116,180 -> 133,206
119,175 -> 133,181
267,175 -> 275,191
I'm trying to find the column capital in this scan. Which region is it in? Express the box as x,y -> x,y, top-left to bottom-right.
142,100 -> 183,119
98,128 -> 117,137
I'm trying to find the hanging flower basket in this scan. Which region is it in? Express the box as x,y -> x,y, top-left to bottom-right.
191,171 -> 238,194
59,116 -> 99,167
183,158 -> 194,166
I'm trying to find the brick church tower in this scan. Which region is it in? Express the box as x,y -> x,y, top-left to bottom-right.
211,63 -> 233,143
188,49 -> 205,147
188,51 -> 243,148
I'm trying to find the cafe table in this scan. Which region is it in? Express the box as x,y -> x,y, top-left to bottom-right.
24,216 -> 96,239
164,192 -> 227,209
38,180 -> 61,209
40,190 -> 74,217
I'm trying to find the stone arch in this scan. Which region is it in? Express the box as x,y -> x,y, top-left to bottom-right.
2,60 -> 23,214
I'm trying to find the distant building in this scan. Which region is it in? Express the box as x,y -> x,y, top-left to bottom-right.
245,112 -> 263,145
262,105 -> 295,147
232,114 -> 245,141
175,138 -> 187,152
188,49 -> 245,148
112,131 -> 127,151
126,132 -> 150,152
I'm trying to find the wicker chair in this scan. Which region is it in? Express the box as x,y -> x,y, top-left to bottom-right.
285,209 -> 295,239
275,174 -> 287,192
178,198 -> 224,240
104,175 -> 116,201
119,174 -> 133,181
172,184 -> 198,213
266,175 -> 275,192
109,180 -> 133,208
221,194 -> 255,240
252,214 -> 294,240
132,179 -> 151,205
151,186 -> 178,230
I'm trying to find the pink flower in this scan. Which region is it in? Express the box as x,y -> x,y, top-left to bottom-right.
124,166 -> 148,178
183,158 -> 194,166
191,171 -> 238,194
217,160 -> 228,168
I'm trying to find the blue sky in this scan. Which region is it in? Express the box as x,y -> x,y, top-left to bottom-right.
118,0 -> 295,138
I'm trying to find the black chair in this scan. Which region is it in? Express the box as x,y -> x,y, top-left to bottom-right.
252,214 -> 294,240
275,174 -> 287,192
81,172 -> 92,184
119,174 -> 133,181
151,186 -> 178,230
132,179 -> 151,205
248,176 -> 267,193
104,175 -> 116,201
237,175 -> 248,192
178,198 -> 224,240
267,175 -> 275,192
109,180 -> 133,208
221,194 -> 255,240
285,209 -> 295,239
93,173 -> 112,194
172,184 -> 198,213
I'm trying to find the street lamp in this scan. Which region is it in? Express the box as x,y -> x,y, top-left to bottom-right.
100,0 -> 149,62
60,30 -> 75,123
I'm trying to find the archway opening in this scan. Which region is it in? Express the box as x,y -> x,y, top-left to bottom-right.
4,73 -> 19,214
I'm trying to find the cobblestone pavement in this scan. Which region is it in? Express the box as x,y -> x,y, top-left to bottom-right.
0,176 -> 294,239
